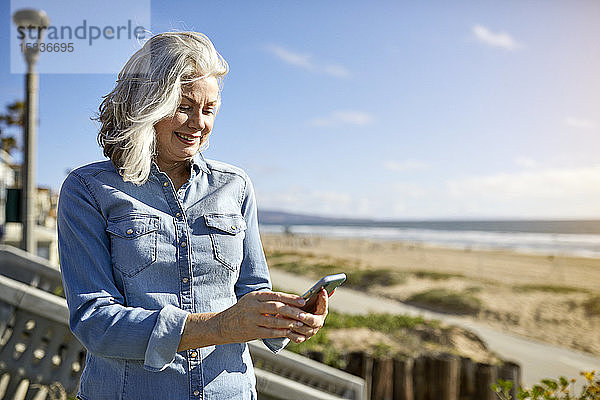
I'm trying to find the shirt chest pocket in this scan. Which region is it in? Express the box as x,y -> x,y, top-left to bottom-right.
204,214 -> 247,271
106,214 -> 159,277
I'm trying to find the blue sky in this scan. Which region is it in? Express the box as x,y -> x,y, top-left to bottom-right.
2,1 -> 599,219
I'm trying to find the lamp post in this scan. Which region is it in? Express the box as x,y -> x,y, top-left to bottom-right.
12,9 -> 50,255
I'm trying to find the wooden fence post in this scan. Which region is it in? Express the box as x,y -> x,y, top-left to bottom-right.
436,353 -> 460,400
393,357 -> 414,400
499,361 -> 521,400
371,357 -> 394,400
459,357 -> 476,400
425,355 -> 438,400
345,351 -> 373,398
475,363 -> 498,400
412,355 -> 427,400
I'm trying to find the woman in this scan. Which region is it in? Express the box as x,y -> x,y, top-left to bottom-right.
57,31 -> 328,399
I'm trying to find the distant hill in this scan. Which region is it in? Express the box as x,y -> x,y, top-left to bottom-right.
256,210 -> 600,234
257,210 -> 373,226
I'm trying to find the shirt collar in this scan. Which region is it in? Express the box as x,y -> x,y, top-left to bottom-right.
149,152 -> 210,181
191,152 -> 210,175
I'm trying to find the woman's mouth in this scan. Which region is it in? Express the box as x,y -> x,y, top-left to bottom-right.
174,131 -> 199,145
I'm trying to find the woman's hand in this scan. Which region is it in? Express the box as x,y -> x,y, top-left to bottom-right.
287,288 -> 328,343
178,290 -> 329,351
216,291 -> 312,344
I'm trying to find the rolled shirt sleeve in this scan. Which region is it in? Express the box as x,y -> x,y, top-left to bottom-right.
144,305 -> 190,371
58,172 -> 189,371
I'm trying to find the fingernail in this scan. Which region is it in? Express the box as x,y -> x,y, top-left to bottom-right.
298,312 -> 306,319
298,298 -> 306,306
295,321 -> 303,327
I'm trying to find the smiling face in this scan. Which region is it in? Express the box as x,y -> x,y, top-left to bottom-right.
154,76 -> 220,168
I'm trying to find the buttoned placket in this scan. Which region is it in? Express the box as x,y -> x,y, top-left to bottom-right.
157,172 -> 204,399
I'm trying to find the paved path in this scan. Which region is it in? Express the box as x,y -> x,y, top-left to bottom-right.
270,269 -> 600,388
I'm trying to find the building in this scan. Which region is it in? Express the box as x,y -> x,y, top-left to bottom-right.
0,149 -> 18,232
0,149 -> 58,265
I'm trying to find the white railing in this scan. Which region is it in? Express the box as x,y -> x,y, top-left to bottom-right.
0,245 -> 365,400
0,245 -> 62,293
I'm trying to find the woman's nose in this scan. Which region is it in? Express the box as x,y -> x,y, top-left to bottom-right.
188,110 -> 205,131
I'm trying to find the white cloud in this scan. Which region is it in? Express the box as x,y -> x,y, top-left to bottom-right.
322,64 -> 351,79
384,160 -> 429,172
256,166 -> 600,220
257,183 -> 430,219
472,24 -> 522,50
309,110 -> 373,127
265,44 -> 350,78
446,166 -> 600,217
515,157 -> 537,169
265,44 -> 313,69
565,117 -> 597,130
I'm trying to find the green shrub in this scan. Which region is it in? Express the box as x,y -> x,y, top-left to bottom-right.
267,252 -> 406,289
285,311 -> 438,368
412,270 -> 465,280
464,286 -> 482,294
493,371 -> 600,399
345,269 -> 407,289
583,296 -> 600,317
513,284 -> 583,294
324,311 -> 430,332
407,288 -> 482,315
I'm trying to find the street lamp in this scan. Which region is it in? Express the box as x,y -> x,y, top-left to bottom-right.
13,9 -> 50,255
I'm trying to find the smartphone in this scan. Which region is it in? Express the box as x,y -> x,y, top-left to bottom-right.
263,273 -> 347,349
301,273 -> 346,312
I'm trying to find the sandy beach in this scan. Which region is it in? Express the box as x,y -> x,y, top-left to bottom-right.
261,233 -> 600,357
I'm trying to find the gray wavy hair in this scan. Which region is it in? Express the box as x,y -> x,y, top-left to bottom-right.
96,32 -> 229,185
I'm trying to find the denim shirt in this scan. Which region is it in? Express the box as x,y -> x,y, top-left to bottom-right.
57,153 -> 285,400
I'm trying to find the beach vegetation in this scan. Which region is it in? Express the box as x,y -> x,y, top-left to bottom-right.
493,371 -> 600,399
583,296 -> 600,317
464,286 -> 483,294
513,284 -> 583,294
345,268 -> 407,288
324,310 -> 430,332
266,251 -> 407,288
407,288 -> 482,315
265,249 -> 307,259
412,270 -> 465,280
285,310 -> 439,368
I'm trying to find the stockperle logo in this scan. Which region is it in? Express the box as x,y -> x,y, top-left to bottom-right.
10,0 -> 151,74
16,20 -> 147,46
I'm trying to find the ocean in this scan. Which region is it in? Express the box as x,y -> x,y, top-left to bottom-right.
259,220 -> 600,258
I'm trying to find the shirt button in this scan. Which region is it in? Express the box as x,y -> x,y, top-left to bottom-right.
126,228 -> 133,235
180,241 -> 187,247
190,351 -> 198,358
193,390 -> 200,396
163,181 -> 169,187
175,212 -> 181,218
182,277 -> 189,284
